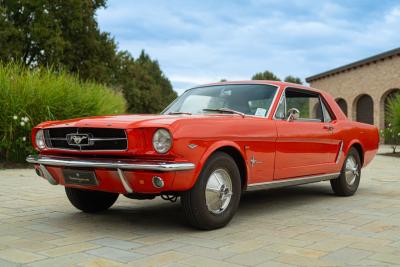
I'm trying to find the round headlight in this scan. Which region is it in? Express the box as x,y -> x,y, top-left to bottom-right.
152,129 -> 172,154
35,129 -> 46,150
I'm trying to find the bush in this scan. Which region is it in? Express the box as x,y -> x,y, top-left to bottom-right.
382,94 -> 400,153
0,63 -> 126,163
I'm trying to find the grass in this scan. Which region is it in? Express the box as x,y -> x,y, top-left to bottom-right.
0,63 -> 126,163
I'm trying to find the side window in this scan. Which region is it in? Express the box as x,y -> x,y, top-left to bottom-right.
275,93 -> 286,119
283,88 -> 324,122
321,98 -> 333,122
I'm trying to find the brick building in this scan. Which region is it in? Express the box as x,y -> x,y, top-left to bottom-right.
306,47 -> 400,130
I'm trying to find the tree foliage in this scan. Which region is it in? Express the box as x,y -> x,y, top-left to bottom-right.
284,75 -> 303,85
251,71 -> 303,85
116,51 -> 177,114
0,0 -> 176,113
251,70 -> 280,81
383,94 -> 400,153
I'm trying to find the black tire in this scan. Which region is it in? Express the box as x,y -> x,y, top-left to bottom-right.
181,152 -> 241,230
65,187 -> 119,213
330,147 -> 361,196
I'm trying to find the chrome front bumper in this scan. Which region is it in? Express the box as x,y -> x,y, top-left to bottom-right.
26,155 -> 196,172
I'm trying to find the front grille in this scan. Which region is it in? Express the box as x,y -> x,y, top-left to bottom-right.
44,127 -> 128,151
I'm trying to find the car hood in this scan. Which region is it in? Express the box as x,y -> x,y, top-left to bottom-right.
37,114 -> 244,129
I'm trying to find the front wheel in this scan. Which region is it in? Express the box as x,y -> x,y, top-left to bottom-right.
65,187 -> 119,213
330,147 -> 361,196
181,152 -> 241,230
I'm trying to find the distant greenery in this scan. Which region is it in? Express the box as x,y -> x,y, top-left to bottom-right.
0,0 -> 177,114
0,63 -> 126,162
252,71 -> 281,81
284,75 -> 303,85
382,95 -> 400,153
251,70 -> 303,85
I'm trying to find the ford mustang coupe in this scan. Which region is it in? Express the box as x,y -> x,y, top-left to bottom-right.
27,81 -> 379,229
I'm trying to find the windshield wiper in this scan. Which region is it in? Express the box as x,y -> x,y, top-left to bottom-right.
202,108 -> 245,117
167,112 -> 192,115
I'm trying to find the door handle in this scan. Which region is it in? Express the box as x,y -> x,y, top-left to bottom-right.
323,125 -> 334,131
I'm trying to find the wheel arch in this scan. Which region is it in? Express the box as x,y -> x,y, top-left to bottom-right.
197,141 -> 249,190
347,141 -> 364,166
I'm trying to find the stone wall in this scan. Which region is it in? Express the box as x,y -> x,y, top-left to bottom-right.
308,54 -> 400,129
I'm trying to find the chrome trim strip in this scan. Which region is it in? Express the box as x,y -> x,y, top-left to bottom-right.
27,155 -> 195,172
39,164 -> 58,185
117,168 -> 133,193
246,172 -> 340,191
266,87 -> 280,118
336,141 -> 344,164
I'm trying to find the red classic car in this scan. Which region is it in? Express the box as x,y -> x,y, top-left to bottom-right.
27,81 -> 379,229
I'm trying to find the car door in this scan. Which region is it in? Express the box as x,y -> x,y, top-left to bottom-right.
273,87 -> 341,180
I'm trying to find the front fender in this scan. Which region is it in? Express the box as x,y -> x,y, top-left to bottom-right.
179,140 -> 247,190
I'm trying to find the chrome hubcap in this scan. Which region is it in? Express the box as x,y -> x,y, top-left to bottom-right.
345,155 -> 359,185
205,169 -> 233,214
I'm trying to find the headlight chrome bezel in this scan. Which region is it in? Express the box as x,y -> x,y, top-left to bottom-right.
35,129 -> 46,150
152,128 -> 172,154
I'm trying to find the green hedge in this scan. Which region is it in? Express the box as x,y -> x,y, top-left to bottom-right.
0,63 -> 126,163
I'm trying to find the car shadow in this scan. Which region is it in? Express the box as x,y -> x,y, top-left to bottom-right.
54,183 -> 337,232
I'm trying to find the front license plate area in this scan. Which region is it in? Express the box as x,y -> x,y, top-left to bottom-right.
63,169 -> 98,186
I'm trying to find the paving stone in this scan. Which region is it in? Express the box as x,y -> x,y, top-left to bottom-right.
368,252 -> 400,265
90,237 -> 143,250
0,258 -> 20,267
175,244 -> 236,260
128,251 -> 190,266
0,248 -> 47,264
87,247 -> 144,263
179,255 -> 243,267
27,252 -> 96,267
321,247 -> 372,264
1,153 -> 400,266
133,240 -> 185,255
174,236 -> 230,248
39,242 -> 100,257
225,249 -> 279,266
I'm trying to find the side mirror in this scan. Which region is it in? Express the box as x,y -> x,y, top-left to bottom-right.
287,108 -> 300,122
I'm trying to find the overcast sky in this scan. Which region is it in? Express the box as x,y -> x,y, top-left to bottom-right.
97,0 -> 400,94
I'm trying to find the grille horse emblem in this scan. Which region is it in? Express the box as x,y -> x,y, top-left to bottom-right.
71,135 -> 87,144
66,133 -> 91,146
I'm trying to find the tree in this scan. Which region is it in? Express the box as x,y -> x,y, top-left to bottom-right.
116,50 -> 177,114
0,0 -> 119,84
251,70 -> 280,81
0,0 -> 177,113
284,75 -> 303,85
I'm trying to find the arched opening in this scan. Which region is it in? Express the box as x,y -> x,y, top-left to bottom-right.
355,94 -> 374,124
380,89 -> 400,144
381,89 -> 400,127
335,98 -> 348,116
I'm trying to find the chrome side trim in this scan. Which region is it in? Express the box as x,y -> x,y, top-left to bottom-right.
27,155 -> 195,172
246,172 -> 340,191
336,141 -> 344,164
117,168 -> 133,193
39,164 -> 58,185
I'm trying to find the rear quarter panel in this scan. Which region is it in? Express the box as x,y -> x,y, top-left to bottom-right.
338,120 -> 379,167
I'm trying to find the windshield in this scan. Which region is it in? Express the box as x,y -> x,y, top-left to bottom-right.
162,84 -> 278,117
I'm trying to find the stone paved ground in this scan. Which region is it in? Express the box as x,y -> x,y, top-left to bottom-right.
0,151 -> 400,266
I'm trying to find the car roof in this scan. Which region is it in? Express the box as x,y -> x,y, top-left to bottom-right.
193,80 -> 323,94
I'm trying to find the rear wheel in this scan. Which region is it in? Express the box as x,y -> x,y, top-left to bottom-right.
330,147 -> 361,196
181,152 -> 241,230
65,187 -> 119,213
